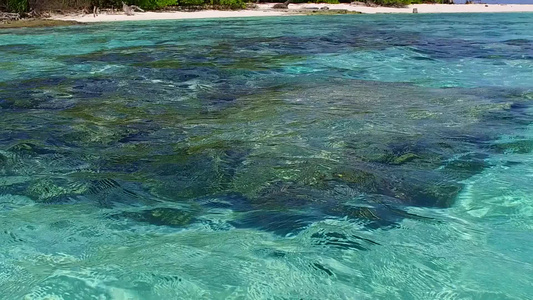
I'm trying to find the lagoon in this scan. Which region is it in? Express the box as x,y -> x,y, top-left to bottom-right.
1,14 -> 532,299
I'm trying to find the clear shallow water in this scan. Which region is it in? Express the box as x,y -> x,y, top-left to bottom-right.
0,13 -> 532,299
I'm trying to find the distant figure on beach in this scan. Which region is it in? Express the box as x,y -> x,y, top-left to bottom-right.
272,0 -> 291,9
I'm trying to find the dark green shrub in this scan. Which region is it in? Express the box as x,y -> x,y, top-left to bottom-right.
29,0 -> 98,12
211,0 -> 246,9
130,0 -> 177,9
91,0 -> 122,7
6,0 -> 28,13
369,0 -> 411,7
178,0 -> 204,6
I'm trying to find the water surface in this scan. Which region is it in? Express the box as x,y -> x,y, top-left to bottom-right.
0,14 -> 532,299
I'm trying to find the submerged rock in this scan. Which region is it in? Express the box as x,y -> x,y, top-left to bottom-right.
0,153 -> 7,167
311,231 -> 380,251
490,140 -> 533,154
385,153 -> 421,165
399,181 -> 463,208
195,192 -> 253,212
442,153 -> 488,175
112,207 -> 196,227
7,142 -> 54,157
25,178 -> 87,203
230,210 -> 319,236
1,33 -> 525,238
251,181 -> 324,210
324,193 -> 437,229
332,168 -> 391,195
331,164 -> 465,208
147,141 -> 251,201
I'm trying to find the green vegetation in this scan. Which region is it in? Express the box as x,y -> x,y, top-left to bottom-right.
5,0 -> 28,13
177,0 -> 204,6
133,0 -> 177,10
0,0 -> 245,12
211,0 -> 246,9
78,0 -> 179,10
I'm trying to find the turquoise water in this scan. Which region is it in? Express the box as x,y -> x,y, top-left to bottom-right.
0,14 -> 532,299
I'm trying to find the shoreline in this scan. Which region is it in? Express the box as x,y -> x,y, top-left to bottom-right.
41,3 -> 533,24
50,9 -> 288,23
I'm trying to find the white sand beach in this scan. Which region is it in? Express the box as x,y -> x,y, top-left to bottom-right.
331,3 -> 533,13
262,3 -> 533,14
51,10 -> 287,23
51,3 -> 533,23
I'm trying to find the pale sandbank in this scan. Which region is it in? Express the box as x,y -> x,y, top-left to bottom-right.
50,3 -> 533,23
